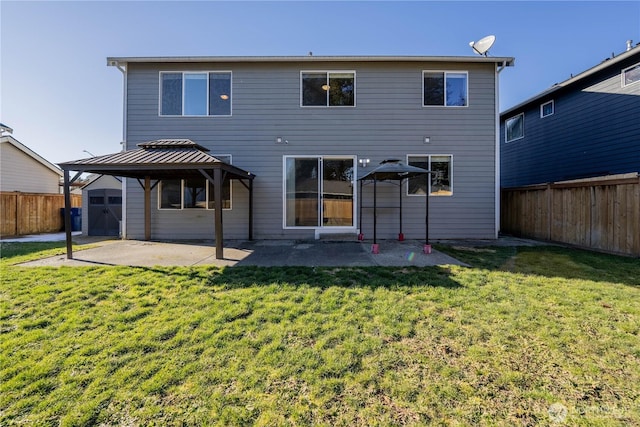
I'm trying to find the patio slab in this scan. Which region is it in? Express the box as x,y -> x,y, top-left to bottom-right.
13,238 -> 467,268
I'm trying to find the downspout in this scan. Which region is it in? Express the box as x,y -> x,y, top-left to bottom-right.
115,62 -> 128,238
495,61 -> 507,238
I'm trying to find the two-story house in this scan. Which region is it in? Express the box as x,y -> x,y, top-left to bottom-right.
500,42 -> 640,188
60,55 -> 513,248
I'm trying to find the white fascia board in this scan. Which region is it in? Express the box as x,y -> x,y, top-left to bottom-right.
107,55 -> 515,67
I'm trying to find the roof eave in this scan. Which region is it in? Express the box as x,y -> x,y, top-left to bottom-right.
107,55 -> 515,67
501,44 -> 640,117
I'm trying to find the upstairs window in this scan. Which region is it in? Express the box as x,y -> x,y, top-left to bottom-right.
423,71 -> 468,107
301,71 -> 355,106
622,62 -> 640,87
505,113 -> 524,142
160,72 -> 232,116
540,100 -> 554,118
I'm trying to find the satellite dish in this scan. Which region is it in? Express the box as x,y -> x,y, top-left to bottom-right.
469,35 -> 496,56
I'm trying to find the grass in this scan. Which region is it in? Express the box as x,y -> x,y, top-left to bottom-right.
1,242 -> 639,426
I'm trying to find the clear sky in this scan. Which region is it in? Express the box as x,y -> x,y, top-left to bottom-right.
1,1 -> 639,165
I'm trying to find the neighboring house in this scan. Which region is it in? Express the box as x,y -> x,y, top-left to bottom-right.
81,174 -> 122,236
0,135 -> 63,193
91,54 -> 513,241
500,42 -> 640,188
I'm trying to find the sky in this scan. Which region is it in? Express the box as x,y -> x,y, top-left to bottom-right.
1,1 -> 639,165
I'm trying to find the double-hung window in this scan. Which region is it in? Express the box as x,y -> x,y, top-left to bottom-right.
505,113 -> 524,142
407,155 -> 453,196
423,71 -> 468,107
159,156 -> 232,209
301,71 -> 355,106
160,72 -> 232,116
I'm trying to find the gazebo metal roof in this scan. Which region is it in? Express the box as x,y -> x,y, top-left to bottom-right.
59,139 -> 255,181
58,139 -> 256,260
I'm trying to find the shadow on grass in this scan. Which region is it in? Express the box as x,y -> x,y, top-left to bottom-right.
0,241 -> 68,263
436,244 -> 640,287
205,265 -> 463,289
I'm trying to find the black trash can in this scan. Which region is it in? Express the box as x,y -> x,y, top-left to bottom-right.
70,207 -> 82,231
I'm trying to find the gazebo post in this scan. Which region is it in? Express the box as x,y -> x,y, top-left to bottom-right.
144,175 -> 151,241
63,170 -> 73,259
214,167 -> 224,259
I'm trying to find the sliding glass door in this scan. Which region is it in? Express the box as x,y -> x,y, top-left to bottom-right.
285,156 -> 355,228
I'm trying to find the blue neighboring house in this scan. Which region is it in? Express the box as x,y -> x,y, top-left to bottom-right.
500,42 -> 640,188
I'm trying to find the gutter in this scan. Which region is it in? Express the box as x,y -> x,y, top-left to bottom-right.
106,55 -> 515,66
109,59 -> 128,238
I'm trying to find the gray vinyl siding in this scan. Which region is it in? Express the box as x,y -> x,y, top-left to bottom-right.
501,54 -> 640,188
124,60 -> 499,240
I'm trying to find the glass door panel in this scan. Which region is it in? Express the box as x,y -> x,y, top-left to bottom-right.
285,157 -> 319,226
322,159 -> 354,226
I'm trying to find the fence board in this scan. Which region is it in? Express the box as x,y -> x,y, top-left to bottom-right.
501,174 -> 640,257
1,192 -> 81,237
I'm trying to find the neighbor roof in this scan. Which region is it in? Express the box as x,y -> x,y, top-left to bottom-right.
501,43 -> 640,116
1,135 -> 63,176
107,54 -> 515,67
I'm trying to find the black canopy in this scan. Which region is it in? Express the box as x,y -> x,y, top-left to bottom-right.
358,159 -> 432,247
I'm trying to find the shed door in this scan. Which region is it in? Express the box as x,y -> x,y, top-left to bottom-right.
88,189 -> 122,236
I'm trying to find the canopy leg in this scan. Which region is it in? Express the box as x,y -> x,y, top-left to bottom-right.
358,180 -> 364,240
424,173 -> 431,254
399,180 -> 404,241
372,179 -> 379,254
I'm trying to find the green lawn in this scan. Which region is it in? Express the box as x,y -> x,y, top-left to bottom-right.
1,242 -> 639,426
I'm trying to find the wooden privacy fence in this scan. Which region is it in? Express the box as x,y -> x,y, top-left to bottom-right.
501,173 -> 640,257
1,192 -> 82,237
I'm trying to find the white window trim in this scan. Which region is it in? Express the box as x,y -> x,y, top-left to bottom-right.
505,113 -> 525,143
621,62 -> 640,87
540,100 -> 554,118
282,155 -> 358,231
300,70 -> 357,108
158,71 -> 233,117
422,70 -> 469,108
406,154 -> 454,197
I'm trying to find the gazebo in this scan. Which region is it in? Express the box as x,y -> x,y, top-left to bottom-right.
58,139 -> 256,260
358,159 -> 433,254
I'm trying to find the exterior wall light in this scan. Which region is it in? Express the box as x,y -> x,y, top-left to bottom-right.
359,158 -> 370,167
